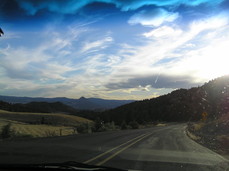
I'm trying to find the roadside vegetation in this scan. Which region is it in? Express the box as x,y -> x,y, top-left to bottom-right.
187,113 -> 229,157
0,110 -> 154,140
0,110 -> 93,139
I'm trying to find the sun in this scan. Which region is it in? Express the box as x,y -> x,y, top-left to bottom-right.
182,35 -> 229,81
198,41 -> 229,80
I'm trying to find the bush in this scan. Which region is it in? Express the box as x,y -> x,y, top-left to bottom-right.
129,121 -> 139,129
76,123 -> 92,133
121,121 -> 128,130
104,121 -> 116,131
0,123 -> 16,139
92,117 -> 105,132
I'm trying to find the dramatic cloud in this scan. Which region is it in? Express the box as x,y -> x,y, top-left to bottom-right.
105,75 -> 200,90
13,0 -> 224,15
0,0 -> 228,100
102,13 -> 229,93
128,8 -> 179,27
0,23 -> 118,98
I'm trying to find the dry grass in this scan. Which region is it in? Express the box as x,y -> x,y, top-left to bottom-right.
186,129 -> 201,140
0,109 -> 92,126
0,110 -> 93,138
192,122 -> 205,131
0,118 -> 77,137
156,123 -> 167,127
12,124 -> 76,137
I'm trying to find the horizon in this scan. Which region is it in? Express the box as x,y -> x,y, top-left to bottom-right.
1,0 -> 229,100
1,74 -> 226,101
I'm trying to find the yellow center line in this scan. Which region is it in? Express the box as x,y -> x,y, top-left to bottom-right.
96,132 -> 153,166
83,133 -> 148,164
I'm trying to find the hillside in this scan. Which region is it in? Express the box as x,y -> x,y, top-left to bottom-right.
0,101 -> 79,114
0,96 -> 134,111
97,75 -> 229,125
0,109 -> 92,126
0,109 -> 93,138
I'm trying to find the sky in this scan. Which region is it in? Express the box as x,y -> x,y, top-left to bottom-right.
0,0 -> 229,100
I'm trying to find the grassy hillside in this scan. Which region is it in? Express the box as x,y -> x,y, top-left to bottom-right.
0,110 -> 93,138
0,109 -> 91,126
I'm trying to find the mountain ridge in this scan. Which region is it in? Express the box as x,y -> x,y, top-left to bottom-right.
96,75 -> 229,124
0,95 -> 134,111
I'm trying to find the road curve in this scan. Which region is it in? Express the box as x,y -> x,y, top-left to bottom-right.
0,123 -> 228,171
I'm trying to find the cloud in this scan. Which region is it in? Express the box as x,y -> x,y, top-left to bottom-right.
128,8 -> 179,27
101,13 -> 229,94
114,0 -> 224,10
15,0 -> 89,15
81,36 -> 113,53
1,1 -> 229,100
189,14 -> 228,33
14,0 -> 224,15
0,25 -> 84,81
143,26 -> 182,37
105,74 -> 200,90
0,23 -> 118,99
0,78 -> 73,97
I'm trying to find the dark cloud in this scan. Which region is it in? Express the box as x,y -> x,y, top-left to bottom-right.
11,0 -> 224,15
0,0 -> 24,20
105,75 -> 202,90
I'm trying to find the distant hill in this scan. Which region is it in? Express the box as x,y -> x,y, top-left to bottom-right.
0,96 -> 134,111
0,101 -> 79,114
97,75 -> 229,125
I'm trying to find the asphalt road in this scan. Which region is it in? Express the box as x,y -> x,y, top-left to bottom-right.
0,123 -> 228,171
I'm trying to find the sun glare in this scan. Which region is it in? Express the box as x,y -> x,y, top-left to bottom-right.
192,39 -> 229,80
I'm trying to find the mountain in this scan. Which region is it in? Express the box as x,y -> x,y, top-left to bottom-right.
0,95 -> 134,111
97,75 -> 229,125
0,101 -> 78,114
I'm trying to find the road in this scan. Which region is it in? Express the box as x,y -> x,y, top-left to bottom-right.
0,123 -> 228,170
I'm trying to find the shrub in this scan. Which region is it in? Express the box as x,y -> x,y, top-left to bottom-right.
121,121 -> 128,130
104,121 -> 116,131
0,123 -> 16,139
129,121 -> 139,129
92,117 -> 105,132
76,123 -> 92,133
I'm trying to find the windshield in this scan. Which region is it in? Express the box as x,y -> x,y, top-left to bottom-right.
0,0 -> 229,171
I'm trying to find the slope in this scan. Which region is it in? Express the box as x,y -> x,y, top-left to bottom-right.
98,75 -> 229,125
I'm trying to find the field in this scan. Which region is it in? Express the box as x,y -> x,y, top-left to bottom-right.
0,110 -> 93,138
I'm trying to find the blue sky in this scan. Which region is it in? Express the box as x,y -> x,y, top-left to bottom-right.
0,0 -> 229,100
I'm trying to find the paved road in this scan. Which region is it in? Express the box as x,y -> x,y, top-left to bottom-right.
0,123 -> 228,170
